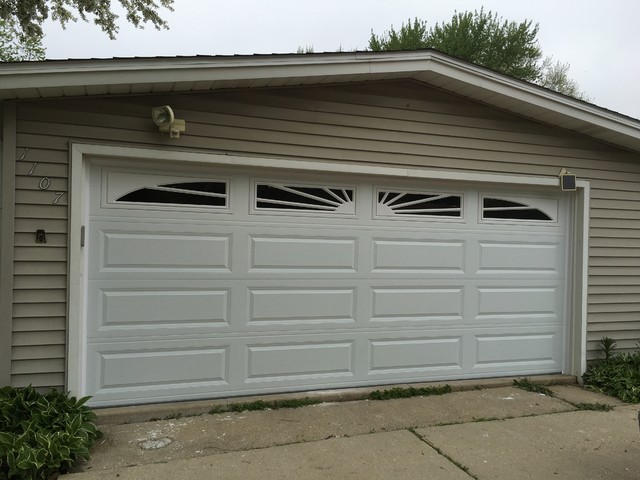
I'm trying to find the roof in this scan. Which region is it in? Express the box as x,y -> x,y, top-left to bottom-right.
2,50 -> 640,153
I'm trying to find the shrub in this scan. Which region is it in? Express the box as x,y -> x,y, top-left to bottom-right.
583,351 -> 640,403
0,386 -> 101,480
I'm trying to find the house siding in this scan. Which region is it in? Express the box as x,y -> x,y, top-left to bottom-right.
1,101 -> 17,387
9,80 -> 640,389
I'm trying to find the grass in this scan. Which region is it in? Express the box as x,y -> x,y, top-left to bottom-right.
573,402 -> 613,412
368,385 -> 452,400
208,385 -> 454,414
512,376 -> 617,412
206,384 -> 454,415
512,378 -> 554,396
209,397 -> 321,414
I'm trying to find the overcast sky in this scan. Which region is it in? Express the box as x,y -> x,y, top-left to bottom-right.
41,0 -> 640,119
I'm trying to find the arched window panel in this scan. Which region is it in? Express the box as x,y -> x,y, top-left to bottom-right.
377,190 -> 462,217
116,181 -> 228,207
482,197 -> 553,221
256,183 -> 355,214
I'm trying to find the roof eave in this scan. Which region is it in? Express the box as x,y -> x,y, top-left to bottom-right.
1,50 -> 640,153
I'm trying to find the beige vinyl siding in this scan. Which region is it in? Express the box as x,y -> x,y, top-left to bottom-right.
1,102 -> 17,387
11,138 -> 68,388
10,80 -> 640,388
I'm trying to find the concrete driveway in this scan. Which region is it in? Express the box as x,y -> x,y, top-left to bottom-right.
63,378 -> 640,479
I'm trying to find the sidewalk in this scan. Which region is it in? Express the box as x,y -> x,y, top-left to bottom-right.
63,380 -> 640,479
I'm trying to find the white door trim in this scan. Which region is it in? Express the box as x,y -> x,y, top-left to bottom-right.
67,143 -> 590,397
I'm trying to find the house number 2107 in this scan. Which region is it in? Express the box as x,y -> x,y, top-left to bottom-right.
19,148 -> 65,205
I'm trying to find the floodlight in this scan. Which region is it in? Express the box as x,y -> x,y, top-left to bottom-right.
151,105 -> 186,138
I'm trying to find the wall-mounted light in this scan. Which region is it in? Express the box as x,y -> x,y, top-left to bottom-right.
151,105 -> 186,138
559,168 -> 577,191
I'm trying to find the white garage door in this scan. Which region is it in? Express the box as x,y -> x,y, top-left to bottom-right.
84,160 -> 570,406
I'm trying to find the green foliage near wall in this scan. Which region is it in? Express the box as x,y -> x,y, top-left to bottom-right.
583,338 -> 640,403
583,351 -> 640,403
0,386 -> 101,480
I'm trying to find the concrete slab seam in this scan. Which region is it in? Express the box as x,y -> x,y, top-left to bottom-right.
408,428 -> 478,480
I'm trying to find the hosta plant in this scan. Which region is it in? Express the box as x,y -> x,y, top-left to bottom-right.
583,340 -> 640,403
0,386 -> 101,480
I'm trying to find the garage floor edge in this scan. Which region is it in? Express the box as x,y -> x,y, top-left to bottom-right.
94,374 -> 576,425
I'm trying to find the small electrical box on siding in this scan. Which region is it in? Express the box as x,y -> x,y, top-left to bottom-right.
35,229 -> 46,244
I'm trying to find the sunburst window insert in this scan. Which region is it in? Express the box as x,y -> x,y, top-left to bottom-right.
376,189 -> 462,218
255,183 -> 355,214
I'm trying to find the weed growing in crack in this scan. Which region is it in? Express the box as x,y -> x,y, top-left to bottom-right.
513,378 -> 554,396
208,397 -> 321,415
573,402 -> 614,412
368,385 -> 452,400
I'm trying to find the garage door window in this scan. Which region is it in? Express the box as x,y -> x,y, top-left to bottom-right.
482,197 -> 553,221
255,182 -> 355,214
376,190 -> 462,218
116,181 -> 228,207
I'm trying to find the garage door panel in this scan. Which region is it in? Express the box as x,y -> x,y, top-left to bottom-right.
87,287 -> 230,338
368,337 -> 463,374
98,347 -> 228,387
473,329 -> 563,371
246,341 -> 354,382
248,288 -> 356,325
91,228 -> 231,275
478,240 -> 563,273
102,232 -> 230,270
249,235 -> 357,271
371,239 -> 465,273
370,287 -> 464,322
476,287 -> 559,319
87,340 -> 230,404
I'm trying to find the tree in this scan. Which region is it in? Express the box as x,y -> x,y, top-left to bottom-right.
539,57 -> 590,101
427,10 -> 541,82
370,9 -> 542,82
0,17 -> 45,61
0,0 -> 174,41
369,18 -> 428,52
369,9 -> 588,99
296,45 -> 315,54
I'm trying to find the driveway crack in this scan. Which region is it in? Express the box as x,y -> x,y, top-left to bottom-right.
408,428 -> 478,480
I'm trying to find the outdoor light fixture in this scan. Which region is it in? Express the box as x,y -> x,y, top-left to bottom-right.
559,168 -> 577,191
151,105 -> 186,138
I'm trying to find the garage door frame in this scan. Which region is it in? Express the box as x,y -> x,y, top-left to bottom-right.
67,143 -> 590,400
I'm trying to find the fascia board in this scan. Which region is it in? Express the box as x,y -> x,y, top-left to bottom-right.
0,53 -> 398,89
408,56 -> 640,151
416,56 -> 640,137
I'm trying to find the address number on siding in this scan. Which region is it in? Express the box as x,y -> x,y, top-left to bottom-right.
19,148 -> 66,205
